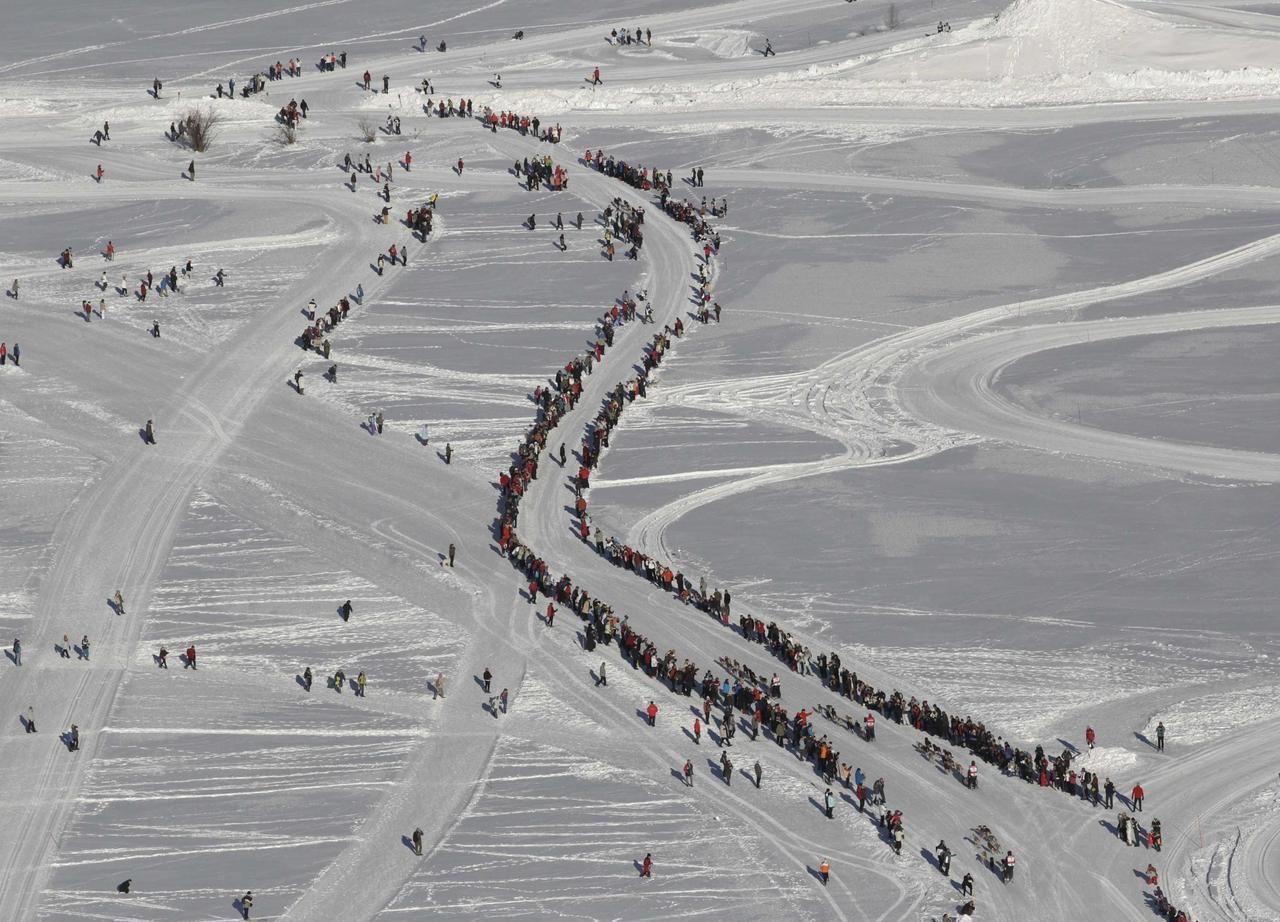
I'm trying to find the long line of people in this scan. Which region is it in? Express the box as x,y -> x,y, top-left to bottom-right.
572,159 -> 1169,869
482,106 -> 562,143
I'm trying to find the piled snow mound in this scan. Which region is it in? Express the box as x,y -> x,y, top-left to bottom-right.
982,0 -> 1160,77
875,0 -> 1280,84
502,0 -> 1280,112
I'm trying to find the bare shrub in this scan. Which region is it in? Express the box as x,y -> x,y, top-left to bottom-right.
274,121 -> 297,145
356,117 -> 377,143
182,107 -> 222,152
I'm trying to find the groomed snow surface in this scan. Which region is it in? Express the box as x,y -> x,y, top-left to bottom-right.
2,0 -> 1279,919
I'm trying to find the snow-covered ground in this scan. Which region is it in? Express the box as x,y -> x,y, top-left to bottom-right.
2,0 -> 1279,919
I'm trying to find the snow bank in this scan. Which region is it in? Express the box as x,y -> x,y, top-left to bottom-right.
1142,683 -> 1280,746
497,0 -> 1280,113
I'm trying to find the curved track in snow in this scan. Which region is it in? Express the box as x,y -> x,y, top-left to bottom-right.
4,0 -> 1280,918
897,305 -> 1280,482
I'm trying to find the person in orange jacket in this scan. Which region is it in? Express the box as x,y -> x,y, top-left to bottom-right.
646,700 -> 657,726
818,859 -> 830,886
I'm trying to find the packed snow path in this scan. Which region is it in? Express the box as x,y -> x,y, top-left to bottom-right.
2,0 -> 1280,919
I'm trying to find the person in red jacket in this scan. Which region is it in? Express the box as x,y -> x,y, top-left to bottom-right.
185,645 -> 197,669
1086,726 -> 1096,749
646,701 -> 658,727
640,853 -> 652,877
544,603 -> 555,627
1132,783 -> 1145,812
693,717 -> 701,744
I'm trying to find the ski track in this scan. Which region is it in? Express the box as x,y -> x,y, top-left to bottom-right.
3,0 -> 1280,920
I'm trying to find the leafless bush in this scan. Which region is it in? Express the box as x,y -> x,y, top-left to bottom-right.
356,117 -> 377,143
884,3 -> 900,30
274,121 -> 297,145
182,107 -> 222,152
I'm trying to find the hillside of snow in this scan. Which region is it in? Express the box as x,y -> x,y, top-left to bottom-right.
2,0 -> 1279,920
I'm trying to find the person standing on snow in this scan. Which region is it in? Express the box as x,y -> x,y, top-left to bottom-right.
936,840 -> 952,875
1156,721 -> 1165,752
640,853 -> 652,877
239,891 -> 253,919
185,644 -> 197,669
818,858 -> 829,886
1002,851 -> 1015,883
412,827 -> 424,855
646,700 -> 658,726
11,637 -> 20,666
824,787 -> 835,818
683,759 -> 693,786
692,717 -> 701,744
597,661 -> 607,686
482,667 -> 492,693
1131,782 -> 1145,811
1086,726 -> 1096,749
303,666 -> 312,691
